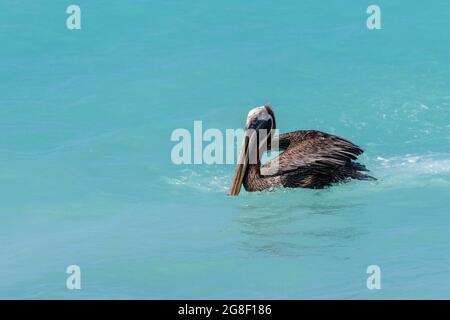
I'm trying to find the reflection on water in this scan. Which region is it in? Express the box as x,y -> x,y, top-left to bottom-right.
233,191 -> 367,257
163,152 -> 450,261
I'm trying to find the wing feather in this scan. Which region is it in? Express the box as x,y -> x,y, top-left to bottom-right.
263,130 -> 364,175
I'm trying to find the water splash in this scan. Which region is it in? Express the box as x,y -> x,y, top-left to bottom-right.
163,168 -> 231,193
375,153 -> 450,175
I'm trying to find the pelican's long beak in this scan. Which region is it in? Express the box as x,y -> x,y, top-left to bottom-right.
229,135 -> 250,196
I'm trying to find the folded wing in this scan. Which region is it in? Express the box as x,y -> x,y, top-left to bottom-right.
264,130 -> 365,177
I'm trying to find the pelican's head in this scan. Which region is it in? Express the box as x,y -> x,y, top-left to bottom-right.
229,105 -> 276,196
244,105 -> 276,131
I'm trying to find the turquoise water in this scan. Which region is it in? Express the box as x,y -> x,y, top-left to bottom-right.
1,1 -> 449,299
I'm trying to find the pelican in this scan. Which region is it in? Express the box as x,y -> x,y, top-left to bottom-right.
229,105 -> 375,195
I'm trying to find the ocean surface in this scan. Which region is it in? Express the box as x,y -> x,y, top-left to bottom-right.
1,1 -> 449,299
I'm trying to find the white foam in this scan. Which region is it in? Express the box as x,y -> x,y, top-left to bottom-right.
375,153 -> 450,175
164,168 -> 230,193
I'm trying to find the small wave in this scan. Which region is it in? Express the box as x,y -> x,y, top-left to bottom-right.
164,154 -> 450,195
369,153 -> 450,190
163,168 -> 230,193
375,153 -> 450,175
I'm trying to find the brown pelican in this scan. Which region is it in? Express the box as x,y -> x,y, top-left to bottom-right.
229,105 -> 374,195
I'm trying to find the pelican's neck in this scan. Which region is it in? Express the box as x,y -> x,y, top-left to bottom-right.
243,163 -> 282,192
243,163 -> 261,191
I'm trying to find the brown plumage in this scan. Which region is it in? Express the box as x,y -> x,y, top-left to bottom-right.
243,130 -> 374,191
229,106 -> 375,195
